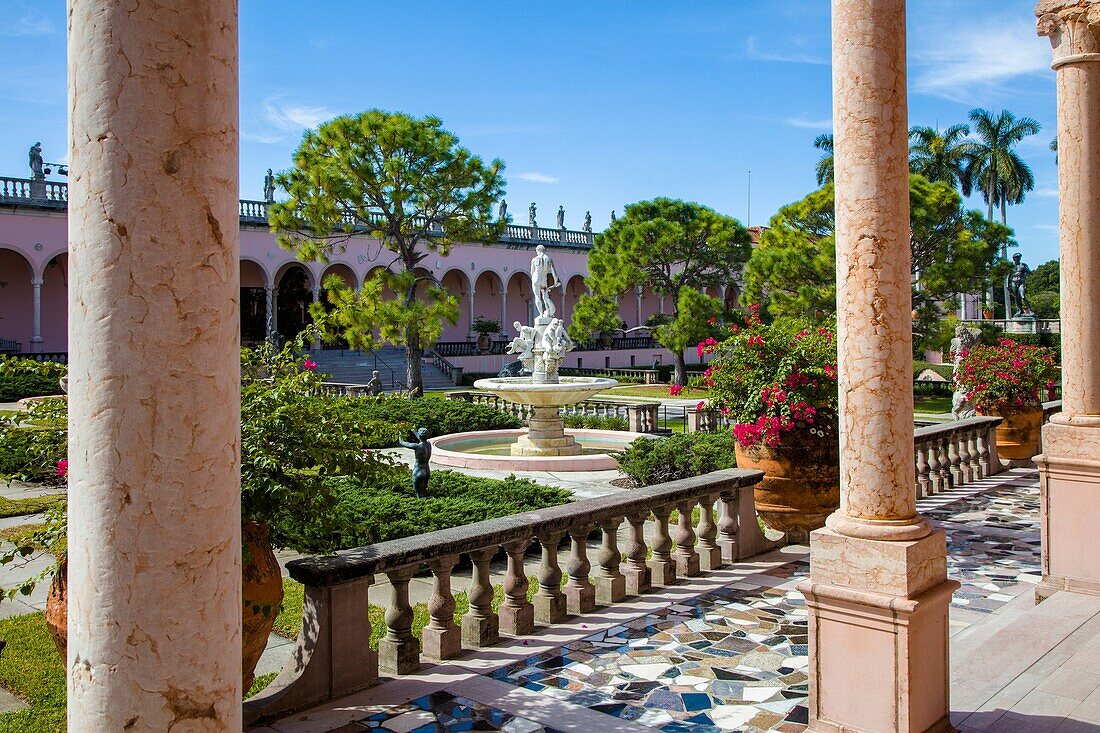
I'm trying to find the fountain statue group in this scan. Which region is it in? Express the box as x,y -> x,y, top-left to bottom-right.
505,245 -> 576,383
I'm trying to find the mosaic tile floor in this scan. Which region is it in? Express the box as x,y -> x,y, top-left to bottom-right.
311,471 -> 1042,733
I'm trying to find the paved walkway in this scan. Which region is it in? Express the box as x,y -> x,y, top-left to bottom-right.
259,468 -> 1095,733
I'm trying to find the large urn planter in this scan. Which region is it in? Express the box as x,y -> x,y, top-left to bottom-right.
982,407 -> 1044,461
43,522 -> 284,692
476,333 -> 493,353
734,430 -> 839,543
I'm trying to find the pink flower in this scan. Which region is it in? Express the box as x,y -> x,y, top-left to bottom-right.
707,317 -> 718,325
696,401 -> 706,411
57,459 -> 68,478
669,384 -> 683,396
303,358 -> 318,372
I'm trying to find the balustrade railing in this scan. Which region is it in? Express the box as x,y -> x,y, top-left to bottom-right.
446,390 -> 660,433
0,339 -> 21,354
913,416 -> 1002,498
435,335 -> 657,358
432,352 -> 463,386
243,468 -> 771,723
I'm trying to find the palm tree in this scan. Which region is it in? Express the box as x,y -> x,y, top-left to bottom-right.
1050,138 -> 1058,165
813,133 -> 833,186
962,108 -> 1041,225
908,124 -> 970,188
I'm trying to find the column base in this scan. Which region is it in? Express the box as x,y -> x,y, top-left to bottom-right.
1036,418 -> 1100,600
800,527 -> 958,733
512,433 -> 583,457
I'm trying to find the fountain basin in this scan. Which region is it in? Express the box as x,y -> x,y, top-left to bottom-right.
430,429 -> 652,471
472,376 -> 619,406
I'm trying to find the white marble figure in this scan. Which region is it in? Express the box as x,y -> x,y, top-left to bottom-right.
530,244 -> 561,322
950,324 -> 982,418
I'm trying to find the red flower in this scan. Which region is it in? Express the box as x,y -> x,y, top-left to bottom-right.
707,317 -> 718,325
669,384 -> 683,396
57,459 -> 68,478
303,358 -> 318,372
696,401 -> 706,411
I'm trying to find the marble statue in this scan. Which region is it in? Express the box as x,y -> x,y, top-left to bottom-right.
263,169 -> 275,202
530,244 -> 561,321
950,324 -> 982,418
529,202 -> 537,228
1009,253 -> 1033,318
507,321 -> 538,364
583,211 -> 592,233
498,198 -> 508,222
28,143 -> 44,180
556,205 -> 565,229
398,427 -> 432,498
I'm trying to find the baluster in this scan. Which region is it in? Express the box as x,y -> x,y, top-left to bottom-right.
957,429 -> 973,484
938,436 -> 952,489
623,513 -> 652,595
500,539 -> 534,636
717,491 -> 739,562
461,546 -> 499,648
534,531 -> 567,624
379,565 -> 420,675
674,500 -> 701,577
649,505 -> 677,585
595,517 -> 626,604
915,441 -> 931,498
978,428 -> 992,476
696,494 -> 722,570
564,524 -> 596,614
948,432 -> 962,486
927,441 -> 943,494
968,429 -> 983,480
422,556 -> 461,661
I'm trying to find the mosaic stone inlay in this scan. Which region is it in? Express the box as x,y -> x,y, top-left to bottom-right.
493,561 -> 812,733
923,482 -> 1040,533
343,691 -> 566,732
945,527 -> 1042,613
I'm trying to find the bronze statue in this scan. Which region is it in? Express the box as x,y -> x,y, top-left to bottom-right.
1009,253 -> 1033,318
399,427 -> 432,498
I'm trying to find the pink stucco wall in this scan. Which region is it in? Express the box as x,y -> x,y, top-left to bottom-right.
449,347 -> 706,374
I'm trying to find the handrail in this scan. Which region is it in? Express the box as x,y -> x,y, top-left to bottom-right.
244,468 -> 773,722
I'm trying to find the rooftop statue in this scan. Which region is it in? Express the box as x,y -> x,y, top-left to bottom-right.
529,202 -> 537,228
556,205 -> 565,229
263,169 -> 275,202
583,211 -> 592,233
498,198 -> 508,222
28,143 -> 44,180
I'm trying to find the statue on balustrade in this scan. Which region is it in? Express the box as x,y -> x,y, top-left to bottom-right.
498,198 -> 508,222
263,169 -> 276,202
556,205 -> 565,229
950,324 -> 983,418
1009,253 -> 1033,318
28,143 -> 44,180
529,202 -> 537,228
530,244 -> 561,321
583,211 -> 592,233
366,370 -> 383,396
399,427 -> 432,499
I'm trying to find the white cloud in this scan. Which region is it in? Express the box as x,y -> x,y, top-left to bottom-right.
782,117 -> 832,131
516,172 -> 559,184
912,18 -> 1050,100
263,101 -> 334,132
745,36 -> 828,66
0,14 -> 54,37
1034,187 -> 1059,198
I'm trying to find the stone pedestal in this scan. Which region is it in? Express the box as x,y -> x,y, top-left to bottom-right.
512,406 -> 582,457
799,529 -> 959,733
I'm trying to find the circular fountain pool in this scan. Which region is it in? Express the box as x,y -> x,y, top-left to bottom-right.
431,428 -> 653,471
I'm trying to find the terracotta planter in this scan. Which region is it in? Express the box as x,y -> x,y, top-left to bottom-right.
982,407 -> 1044,461
476,333 -> 493,353
242,521 -> 284,692
44,523 -> 285,693
734,429 -> 839,543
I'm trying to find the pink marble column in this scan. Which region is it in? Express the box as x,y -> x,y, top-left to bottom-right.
798,1 -> 957,731
1035,0 -> 1100,600
67,0 -> 242,729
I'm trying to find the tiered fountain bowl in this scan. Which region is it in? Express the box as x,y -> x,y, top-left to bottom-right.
430,374 -> 653,472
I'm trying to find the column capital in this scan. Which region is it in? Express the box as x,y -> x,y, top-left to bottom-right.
1037,0 -> 1100,68
30,276 -> 44,287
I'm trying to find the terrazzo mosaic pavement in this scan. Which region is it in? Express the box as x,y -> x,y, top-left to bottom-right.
334,691 -> 568,732
922,480 -> 1040,533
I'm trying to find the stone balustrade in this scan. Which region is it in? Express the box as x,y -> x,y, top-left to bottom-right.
446,390 -> 659,433
243,468 -> 771,723
912,416 -> 1002,498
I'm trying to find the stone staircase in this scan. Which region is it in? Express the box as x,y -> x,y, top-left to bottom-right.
309,347 -> 455,392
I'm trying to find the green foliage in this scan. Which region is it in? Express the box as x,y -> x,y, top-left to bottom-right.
1026,260 -> 1060,319
562,413 -> 630,431
471,316 -> 502,335
813,133 -> 834,185
326,470 -> 572,547
240,333 -> 402,553
270,110 -> 505,393
913,361 -> 954,380
962,108 -> 1041,222
742,177 -> 1013,328
339,395 -> 521,447
1029,291 -> 1060,320
0,398 -> 67,484
0,612 -> 66,733
616,432 -> 739,486
909,124 -> 971,188
0,357 -> 66,403
955,338 -> 1059,412
571,198 -> 751,385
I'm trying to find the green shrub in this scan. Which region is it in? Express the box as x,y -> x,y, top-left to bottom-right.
0,398 -> 67,483
320,469 -> 572,548
0,358 -> 66,402
562,413 -> 630,431
616,431 -> 738,486
339,395 -> 521,447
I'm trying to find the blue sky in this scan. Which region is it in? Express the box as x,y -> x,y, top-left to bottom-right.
0,0 -> 1061,264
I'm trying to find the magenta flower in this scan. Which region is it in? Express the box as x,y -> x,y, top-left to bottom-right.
57,459 -> 68,478
303,358 -> 318,372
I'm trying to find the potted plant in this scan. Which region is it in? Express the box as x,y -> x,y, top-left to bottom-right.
471,316 -> 501,353
953,337 -> 1058,460
700,308 -> 840,541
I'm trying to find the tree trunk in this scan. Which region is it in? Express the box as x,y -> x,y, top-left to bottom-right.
673,351 -> 687,387
405,328 -> 423,397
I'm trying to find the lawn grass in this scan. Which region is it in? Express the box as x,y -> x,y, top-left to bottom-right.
0,612 -> 66,732
914,394 -> 953,414
0,496 -> 63,520
606,385 -> 711,400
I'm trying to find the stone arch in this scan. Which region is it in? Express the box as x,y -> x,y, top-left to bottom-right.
507,270 -> 533,333
473,270 -> 506,336
440,268 -> 472,340
639,286 -> 661,327
240,260 -> 268,344
274,262 -> 313,343
40,253 -> 68,352
724,284 -> 740,312
321,262 -> 358,290
563,274 -> 587,324
0,247 -> 35,350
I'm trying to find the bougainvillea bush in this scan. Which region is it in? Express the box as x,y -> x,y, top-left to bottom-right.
953,338 -> 1058,413
700,308 -> 839,449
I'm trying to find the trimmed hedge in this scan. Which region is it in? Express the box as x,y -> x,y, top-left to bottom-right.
616,431 -> 739,486
562,413 -> 630,431
338,395 -> 522,448
0,359 -> 66,403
